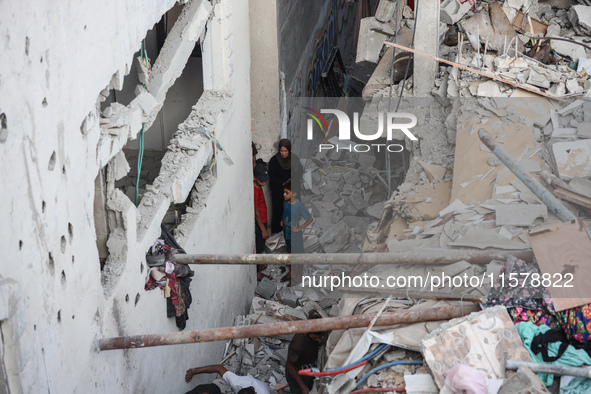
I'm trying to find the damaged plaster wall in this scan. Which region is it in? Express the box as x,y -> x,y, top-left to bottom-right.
277,0 -> 358,142
0,0 -> 254,392
249,0 -> 281,160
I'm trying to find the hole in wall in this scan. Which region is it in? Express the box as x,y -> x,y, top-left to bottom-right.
48,252 -> 54,275
134,293 -> 140,306
48,152 -> 56,171
42,98 -> 47,107
68,223 -> 73,242
93,170 -> 109,271
57,310 -> 61,323
0,113 -> 7,143
80,116 -> 88,135
25,36 -> 29,56
61,270 -> 66,287
19,240 -> 23,250
60,236 -> 66,253
125,294 -> 129,302
106,11 -> 204,206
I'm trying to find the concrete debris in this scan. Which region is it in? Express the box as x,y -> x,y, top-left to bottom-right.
461,3 -> 522,54
495,204 -> 548,226
448,227 -> 531,249
498,366 -> 551,394
440,0 -> 473,25
356,17 -> 393,64
550,38 -> 587,63
375,0 -> 397,23
578,57 -> 591,73
569,176 -> 591,197
255,277 -> 276,300
552,139 -> 591,180
569,5 -> 591,35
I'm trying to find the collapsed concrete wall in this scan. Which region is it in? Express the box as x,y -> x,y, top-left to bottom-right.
0,0 -> 255,392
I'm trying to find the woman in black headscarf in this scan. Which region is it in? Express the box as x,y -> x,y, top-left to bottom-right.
268,139 -> 303,234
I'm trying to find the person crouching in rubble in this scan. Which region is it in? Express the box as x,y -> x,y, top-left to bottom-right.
285,310 -> 328,394
184,364 -> 272,394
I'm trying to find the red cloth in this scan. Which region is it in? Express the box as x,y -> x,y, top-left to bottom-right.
254,185 -> 267,223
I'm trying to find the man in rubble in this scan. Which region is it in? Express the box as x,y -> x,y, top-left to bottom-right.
184,364 -> 272,394
285,310 -> 328,394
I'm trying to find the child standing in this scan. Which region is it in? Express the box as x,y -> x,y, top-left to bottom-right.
281,180 -> 313,283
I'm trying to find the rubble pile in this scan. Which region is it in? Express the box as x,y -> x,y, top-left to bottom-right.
266,147 -> 394,255
224,2 -> 591,393
359,0 -> 591,102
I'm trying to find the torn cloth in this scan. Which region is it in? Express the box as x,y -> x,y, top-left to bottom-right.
167,275 -> 192,330
516,322 -> 591,386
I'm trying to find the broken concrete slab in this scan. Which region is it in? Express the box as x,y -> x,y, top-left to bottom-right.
550,38 -> 587,62
356,17 -> 391,64
577,122 -> 591,138
477,81 -> 505,97
111,150 -> 130,181
552,139 -> 591,180
527,68 -> 552,89
375,0 -> 397,22
366,202 -> 385,219
405,374 -> 439,394
440,0 -> 473,25
569,176 -> 591,197
569,5 -> 591,34
251,297 -> 307,321
495,204 -> 548,226
277,287 -> 299,308
566,79 -> 584,94
558,99 -> 585,116
461,2 -> 521,53
255,277 -> 276,300
448,227 -> 530,249
578,57 -> 591,74
498,366 -> 551,394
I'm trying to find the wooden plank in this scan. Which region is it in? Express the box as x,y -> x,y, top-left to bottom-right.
383,41 -> 568,102
554,187 -> 591,216
511,11 -> 548,36
527,220 -> 591,311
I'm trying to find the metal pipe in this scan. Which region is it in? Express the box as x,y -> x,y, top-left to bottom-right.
478,129 -> 576,222
98,303 -> 480,351
174,248 -> 533,266
506,360 -> 591,379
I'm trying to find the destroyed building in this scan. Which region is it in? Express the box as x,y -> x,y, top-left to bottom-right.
2,0 -> 591,393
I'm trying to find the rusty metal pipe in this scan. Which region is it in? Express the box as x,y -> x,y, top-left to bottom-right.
478,129 -> 576,222
174,248 -> 533,266
98,303 -> 480,351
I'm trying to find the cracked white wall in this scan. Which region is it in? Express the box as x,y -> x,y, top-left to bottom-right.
0,0 -> 255,392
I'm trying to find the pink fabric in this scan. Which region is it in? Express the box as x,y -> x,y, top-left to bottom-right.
458,0 -> 476,10
445,364 -> 487,394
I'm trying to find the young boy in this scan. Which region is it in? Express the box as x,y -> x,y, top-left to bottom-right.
253,163 -> 269,254
281,180 -> 313,283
